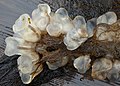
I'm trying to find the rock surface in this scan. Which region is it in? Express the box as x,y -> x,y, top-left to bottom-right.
0,0 -> 120,86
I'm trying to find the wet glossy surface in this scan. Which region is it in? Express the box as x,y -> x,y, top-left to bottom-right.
0,0 -> 120,86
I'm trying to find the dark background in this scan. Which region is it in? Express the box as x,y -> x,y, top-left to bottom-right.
0,0 -> 120,86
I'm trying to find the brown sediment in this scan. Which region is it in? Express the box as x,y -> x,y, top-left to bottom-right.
32,19 -> 120,82
34,20 -> 120,65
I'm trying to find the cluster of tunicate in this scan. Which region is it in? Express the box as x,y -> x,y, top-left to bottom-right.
73,55 -> 91,73
4,3 -> 119,84
5,13 -> 43,84
91,57 -> 112,80
95,20 -> 120,42
73,12 -> 120,80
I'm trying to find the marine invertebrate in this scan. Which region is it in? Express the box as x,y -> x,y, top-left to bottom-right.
91,57 -> 112,80
4,3 -> 120,84
73,55 -> 91,73
107,60 -> 120,81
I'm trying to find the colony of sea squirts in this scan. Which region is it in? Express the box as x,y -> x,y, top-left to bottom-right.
4,4 -> 120,84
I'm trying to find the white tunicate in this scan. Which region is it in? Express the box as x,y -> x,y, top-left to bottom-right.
68,29 -> 88,43
46,56 -> 68,70
87,18 -> 97,37
34,16 -> 49,31
73,55 -> 91,73
61,20 -> 74,34
99,31 -> 115,41
107,68 -> 119,81
54,8 -> 74,34
92,58 -> 112,80
4,37 -> 24,56
96,25 -> 107,40
105,12 -> 117,24
73,15 -> 88,38
73,15 -> 86,30
46,22 -> 62,37
13,13 -> 41,42
17,55 -> 33,74
13,14 -> 31,33
19,63 -> 43,84
55,8 -> 68,20
61,56 -> 69,66
19,50 -> 39,62
21,30 -> 39,42
13,33 -> 37,49
96,25 -> 115,41
113,60 -> 120,70
19,72 -> 32,84
18,56 -> 43,84
63,29 -> 88,50
97,14 -> 107,24
15,26 -> 40,42
28,52 -> 39,62
46,61 -> 59,70
18,41 -> 36,49
5,36 -> 39,57
32,4 -> 51,31
77,37 -> 88,45
63,35 -> 80,50
107,60 -> 120,81
38,4 -> 51,14
68,29 -> 80,41
97,12 -> 117,25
